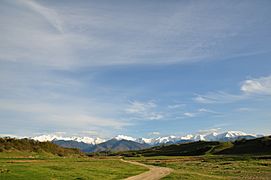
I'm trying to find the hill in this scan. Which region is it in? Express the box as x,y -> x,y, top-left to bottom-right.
118,141 -> 221,157
52,140 -> 93,151
0,137 -> 84,157
216,135 -> 271,155
86,139 -> 150,153
116,136 -> 271,157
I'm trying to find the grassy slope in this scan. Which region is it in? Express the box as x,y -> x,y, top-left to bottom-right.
0,137 -> 83,157
216,136 -> 271,155
126,155 -> 271,179
117,136 -> 271,157
0,138 -> 148,179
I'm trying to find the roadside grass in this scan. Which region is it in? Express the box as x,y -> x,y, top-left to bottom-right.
0,152 -> 147,180
125,155 -> 271,179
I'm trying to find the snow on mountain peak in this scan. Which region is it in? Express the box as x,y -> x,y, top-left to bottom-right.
181,134 -> 194,140
193,134 -> 206,141
32,135 -> 64,142
30,130 -> 256,146
32,135 -> 105,145
71,137 -> 106,144
225,131 -> 247,137
215,131 -> 248,139
114,135 -> 136,141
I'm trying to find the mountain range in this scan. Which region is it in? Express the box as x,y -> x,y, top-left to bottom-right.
31,131 -> 262,152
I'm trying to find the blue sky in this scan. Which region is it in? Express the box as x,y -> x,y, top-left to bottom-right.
0,0 -> 271,138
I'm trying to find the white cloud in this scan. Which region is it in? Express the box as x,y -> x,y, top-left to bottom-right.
147,113 -> 164,120
198,108 -> 219,114
184,112 -> 196,117
183,108 -> 219,118
1,0 -> 270,68
51,114 -> 130,129
194,91 -> 246,104
22,0 -> 64,33
241,75 -> 271,95
0,99 -> 130,130
125,101 -> 163,120
125,101 -> 156,113
195,75 -> 271,104
168,104 -> 186,109
193,96 -> 214,104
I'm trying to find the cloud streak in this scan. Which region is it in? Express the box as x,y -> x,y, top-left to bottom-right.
125,101 -> 163,120
241,75 -> 271,95
183,108 -> 220,118
0,100 -> 130,130
1,0 -> 270,68
1,0 -> 271,136
194,75 -> 271,104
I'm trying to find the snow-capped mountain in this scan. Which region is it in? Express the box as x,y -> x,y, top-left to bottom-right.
137,131 -> 257,144
192,134 -> 206,141
114,135 -> 137,142
23,131 -> 262,153
215,131 -> 247,139
148,135 -> 180,145
142,131 -> 257,145
176,131 -> 256,142
113,135 -> 181,145
32,135 -> 105,145
31,130 -> 258,146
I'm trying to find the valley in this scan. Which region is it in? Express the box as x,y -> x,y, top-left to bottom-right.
1,136 -> 271,179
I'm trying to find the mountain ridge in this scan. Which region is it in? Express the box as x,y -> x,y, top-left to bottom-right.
1,131 -> 266,153
31,130 -> 261,145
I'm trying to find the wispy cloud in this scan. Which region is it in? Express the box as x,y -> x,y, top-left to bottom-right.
183,112 -> 197,118
194,91 -> 247,104
194,75 -> 271,104
22,0 -> 64,33
125,101 -> 163,120
183,108 -> 220,118
167,104 -> 186,109
51,114 -> 130,129
241,75 -> 271,95
1,0 -> 271,137
0,100 -> 130,130
1,0 -> 270,68
125,101 -> 156,113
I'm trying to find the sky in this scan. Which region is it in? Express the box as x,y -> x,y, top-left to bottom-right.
0,0 -> 271,138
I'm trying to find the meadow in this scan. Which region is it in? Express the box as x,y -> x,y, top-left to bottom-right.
1,137 -> 271,179
1,153 -> 271,179
0,152 -> 147,180
125,155 -> 271,179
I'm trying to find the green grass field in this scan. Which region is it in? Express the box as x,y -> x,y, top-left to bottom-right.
1,153 -> 271,179
0,152 -> 147,180
125,155 -> 271,179
1,150 -> 271,179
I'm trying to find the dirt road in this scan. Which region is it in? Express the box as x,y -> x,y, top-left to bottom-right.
122,159 -> 173,180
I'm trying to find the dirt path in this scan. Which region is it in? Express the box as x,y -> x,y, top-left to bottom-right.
122,159 -> 173,180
